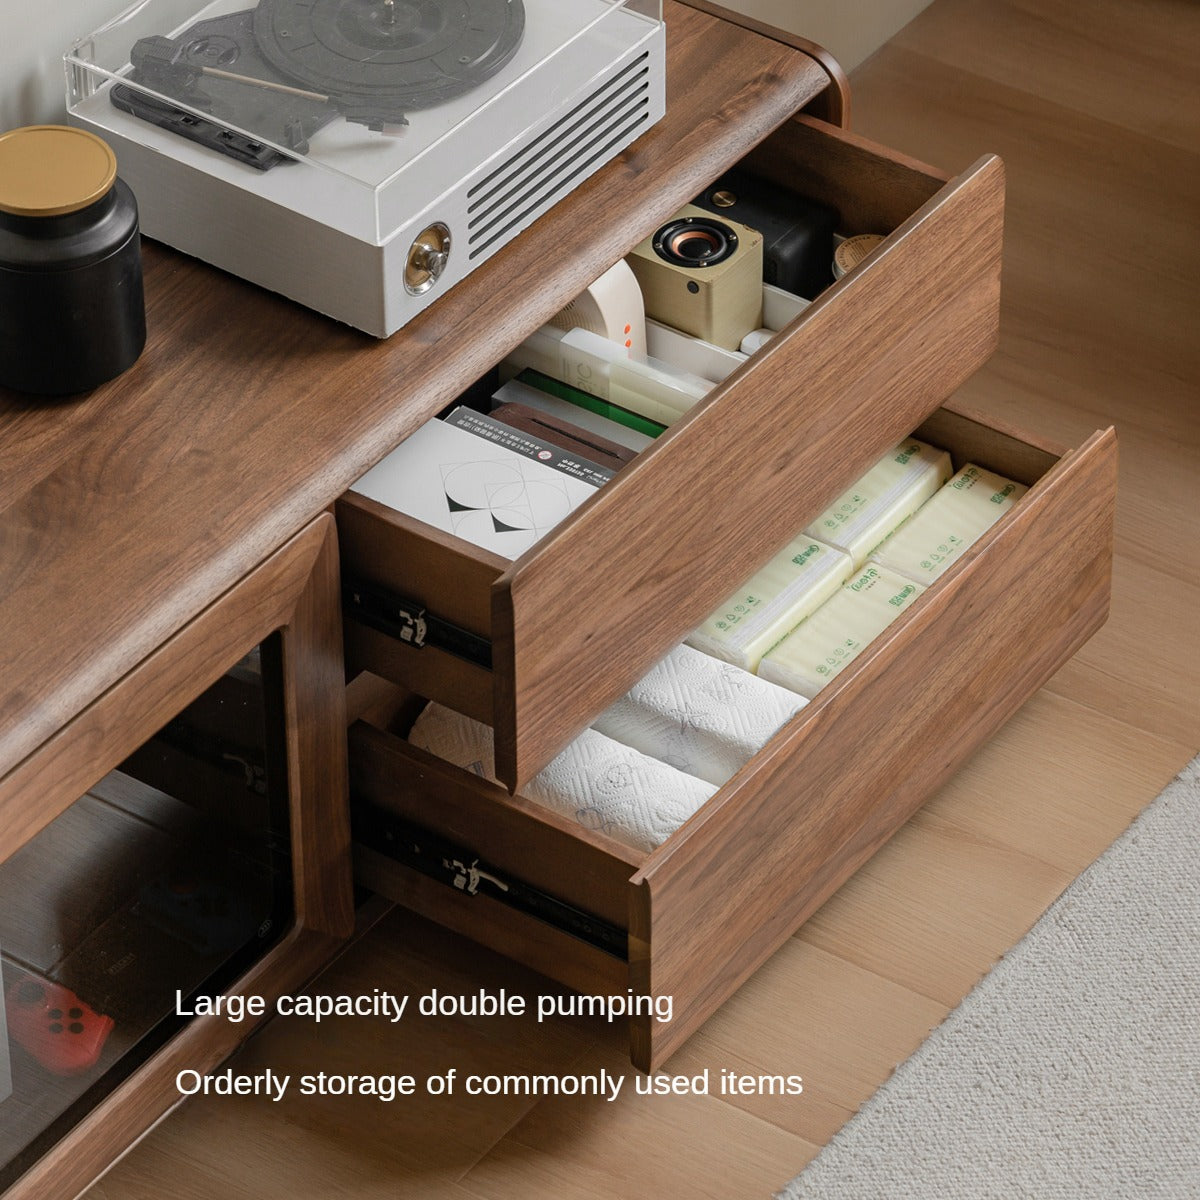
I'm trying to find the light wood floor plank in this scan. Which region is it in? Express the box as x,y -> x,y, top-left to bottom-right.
1044,553 -> 1200,747
663,941 -> 947,1145
887,0 -> 1200,152
87,911 -> 600,1198
850,53 -> 1200,435
796,806 -> 1073,1007
458,1042 -> 819,1200
924,691 -> 1192,873
793,689 -> 1191,1004
849,48 -> 1200,736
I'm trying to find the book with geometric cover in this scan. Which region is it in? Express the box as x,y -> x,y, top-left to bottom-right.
350,408 -> 611,559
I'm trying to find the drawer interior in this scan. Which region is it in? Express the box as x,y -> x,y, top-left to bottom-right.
349,403 -> 1117,1068
338,114 -> 1006,792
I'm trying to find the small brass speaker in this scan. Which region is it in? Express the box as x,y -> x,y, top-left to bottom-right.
626,204 -> 763,350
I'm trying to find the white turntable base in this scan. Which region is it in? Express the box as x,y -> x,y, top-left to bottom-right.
69,1 -> 665,336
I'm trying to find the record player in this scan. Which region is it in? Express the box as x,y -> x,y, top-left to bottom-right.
66,0 -> 665,335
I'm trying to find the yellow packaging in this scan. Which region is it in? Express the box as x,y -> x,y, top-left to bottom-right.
871,463 -> 1028,583
804,437 -> 952,567
757,564 -> 925,698
686,536 -> 852,671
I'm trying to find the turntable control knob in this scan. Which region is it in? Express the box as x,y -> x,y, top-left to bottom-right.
404,222 -> 452,295
413,243 -> 447,274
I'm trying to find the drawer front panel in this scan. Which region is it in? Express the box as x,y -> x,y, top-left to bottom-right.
627,417 -> 1117,1069
494,137 -> 1005,790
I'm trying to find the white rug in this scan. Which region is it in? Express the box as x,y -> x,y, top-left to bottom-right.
779,755 -> 1200,1200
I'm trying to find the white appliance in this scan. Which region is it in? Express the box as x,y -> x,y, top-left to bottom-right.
67,0 -> 665,336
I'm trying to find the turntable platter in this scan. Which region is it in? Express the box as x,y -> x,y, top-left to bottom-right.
115,0 -> 526,157
252,0 -> 525,113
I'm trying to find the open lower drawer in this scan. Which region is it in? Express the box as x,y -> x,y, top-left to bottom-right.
348,403 -> 1117,1072
337,113 -> 1006,793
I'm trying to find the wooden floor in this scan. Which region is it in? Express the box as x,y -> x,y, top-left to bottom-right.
84,2 -> 1200,1196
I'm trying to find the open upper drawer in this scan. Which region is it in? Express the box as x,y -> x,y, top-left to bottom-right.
349,402 -> 1117,1071
337,114 -> 1006,792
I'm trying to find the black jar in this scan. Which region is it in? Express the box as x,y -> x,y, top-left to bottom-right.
0,125 -> 146,396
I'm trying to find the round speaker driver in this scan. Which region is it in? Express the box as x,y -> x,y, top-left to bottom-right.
252,0 -> 524,121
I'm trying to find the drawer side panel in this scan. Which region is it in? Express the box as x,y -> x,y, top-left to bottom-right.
337,495 -> 504,717
628,426 -> 1117,1070
743,114 -> 951,233
354,847 -> 628,996
348,722 -> 638,931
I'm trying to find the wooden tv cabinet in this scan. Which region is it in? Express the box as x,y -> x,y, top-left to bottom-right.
0,3 -> 1116,1195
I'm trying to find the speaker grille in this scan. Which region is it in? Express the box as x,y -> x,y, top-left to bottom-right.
466,53 -> 651,260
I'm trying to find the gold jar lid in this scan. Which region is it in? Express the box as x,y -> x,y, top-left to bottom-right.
0,125 -> 118,218
833,232 -> 886,280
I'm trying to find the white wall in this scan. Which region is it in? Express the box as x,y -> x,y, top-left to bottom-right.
718,1 -> 935,72
0,0 -> 129,129
0,1 -> 932,129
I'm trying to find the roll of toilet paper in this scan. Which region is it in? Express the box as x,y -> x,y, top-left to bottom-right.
592,643 -> 806,786
409,704 -> 717,853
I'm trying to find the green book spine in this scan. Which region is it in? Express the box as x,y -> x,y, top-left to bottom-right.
516,369 -> 667,439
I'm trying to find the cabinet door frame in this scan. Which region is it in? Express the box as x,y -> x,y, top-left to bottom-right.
0,513 -> 353,1200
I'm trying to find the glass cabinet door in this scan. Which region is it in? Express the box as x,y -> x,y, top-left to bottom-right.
0,642 -> 292,1189
0,514 -> 352,1199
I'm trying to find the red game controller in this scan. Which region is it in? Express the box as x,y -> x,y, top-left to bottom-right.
6,975 -> 115,1077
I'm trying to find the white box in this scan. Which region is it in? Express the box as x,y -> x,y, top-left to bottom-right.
66,0 -> 665,335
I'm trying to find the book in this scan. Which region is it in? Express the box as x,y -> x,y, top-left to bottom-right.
488,402 -> 637,471
492,376 -> 657,452
350,408 -> 611,560
517,369 -> 668,439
